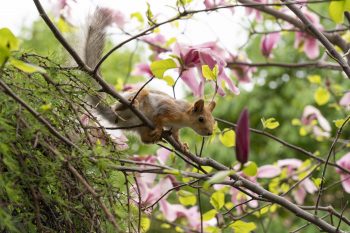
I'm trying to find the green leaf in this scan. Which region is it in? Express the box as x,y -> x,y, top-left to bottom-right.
166,37 -> 177,47
57,17 -> 73,33
163,169 -> 181,175
161,223 -> 171,229
205,170 -> 234,188
261,117 -> 280,129
219,128 -> 235,147
312,178 -> 322,188
10,58 -> 46,73
314,87 -> 330,105
299,126 -> 307,136
242,161 -> 258,177
40,103 -> 52,111
334,118 -> 348,128
131,12 -> 144,24
177,0 -> 193,6
210,191 -> 225,210
175,226 -> 185,232
178,190 -> 197,206
141,216 -> 151,233
202,209 -> 217,221
202,64 -> 218,81
230,220 -> 257,233
163,75 -> 175,86
150,58 -> 177,78
307,74 -> 321,84
0,46 -> 10,66
291,118 -> 301,126
329,0 -> 346,23
0,28 -> 19,51
146,3 -> 156,25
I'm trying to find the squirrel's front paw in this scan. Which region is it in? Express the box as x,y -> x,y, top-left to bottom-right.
149,128 -> 162,142
128,97 -> 139,108
180,142 -> 189,152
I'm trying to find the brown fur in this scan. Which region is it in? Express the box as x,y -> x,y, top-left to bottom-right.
114,89 -> 216,149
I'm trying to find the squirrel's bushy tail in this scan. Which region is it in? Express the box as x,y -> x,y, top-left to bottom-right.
84,8 -> 116,123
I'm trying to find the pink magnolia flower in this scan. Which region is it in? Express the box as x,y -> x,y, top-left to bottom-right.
229,187 -> 258,214
214,163 -> 280,214
229,54 -> 256,83
141,34 -> 168,58
159,199 -> 216,231
340,92 -> 350,110
132,63 -> 153,77
49,0 -> 72,18
336,153 -> 350,193
294,10 -> 322,59
174,42 -> 240,97
156,148 -> 171,165
301,105 -> 331,138
132,148 -> 173,206
203,0 -> 231,9
257,165 -> 281,178
235,108 -> 250,164
277,159 -> 318,204
108,130 -> 129,150
135,176 -> 173,206
261,32 -> 280,58
246,0 -> 265,21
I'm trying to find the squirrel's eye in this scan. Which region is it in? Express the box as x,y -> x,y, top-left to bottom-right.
198,116 -> 204,123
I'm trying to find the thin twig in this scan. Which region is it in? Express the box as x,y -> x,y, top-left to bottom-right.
315,115 -> 350,215
282,0 -> 350,78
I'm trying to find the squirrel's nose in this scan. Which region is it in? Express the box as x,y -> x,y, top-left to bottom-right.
207,131 -> 213,136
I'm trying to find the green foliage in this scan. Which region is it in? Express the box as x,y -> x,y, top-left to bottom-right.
0,26 -> 131,232
242,161 -> 258,177
329,0 -> 350,23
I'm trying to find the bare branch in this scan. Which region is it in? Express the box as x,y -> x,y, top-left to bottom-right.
227,61 -> 342,70
315,115 -> 350,215
282,0 -> 350,78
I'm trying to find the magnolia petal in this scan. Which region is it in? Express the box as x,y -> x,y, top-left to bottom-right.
156,148 -> 171,165
312,125 -> 330,138
294,187 -> 307,205
340,92 -> 350,107
340,174 -> 350,193
301,178 -> 318,194
257,165 -> 281,178
181,69 -> 202,97
336,152 -> 350,174
159,199 -> 178,222
133,63 -> 153,76
146,177 -> 173,204
261,32 -> 280,58
302,105 -> 331,132
277,159 -> 302,168
218,71 -> 240,95
304,37 -> 319,59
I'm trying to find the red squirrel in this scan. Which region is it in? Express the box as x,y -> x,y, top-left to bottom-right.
84,8 -> 216,149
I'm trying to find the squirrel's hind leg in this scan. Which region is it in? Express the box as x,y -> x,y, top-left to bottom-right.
138,127 -> 162,143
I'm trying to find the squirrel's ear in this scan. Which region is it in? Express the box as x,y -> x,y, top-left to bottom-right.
193,99 -> 204,112
208,101 -> 216,112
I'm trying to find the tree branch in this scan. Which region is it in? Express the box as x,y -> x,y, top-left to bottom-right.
227,61 -> 342,70
282,0 -> 350,78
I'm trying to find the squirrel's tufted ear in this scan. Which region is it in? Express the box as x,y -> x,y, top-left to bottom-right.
193,99 -> 204,112
208,101 -> 216,112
